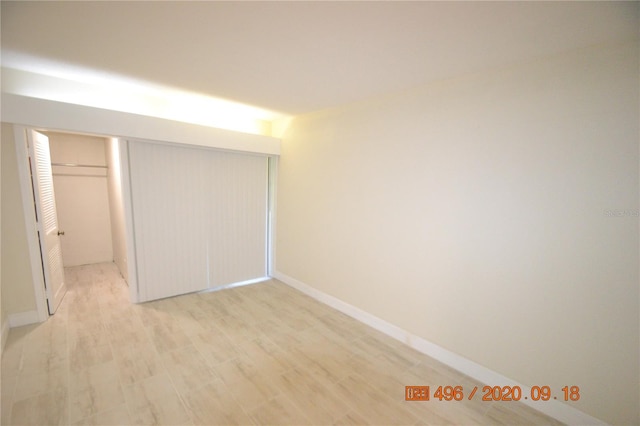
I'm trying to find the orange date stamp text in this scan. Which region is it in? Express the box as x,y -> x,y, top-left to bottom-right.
405,385 -> 580,402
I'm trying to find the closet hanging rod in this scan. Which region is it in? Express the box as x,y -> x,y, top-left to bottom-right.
51,162 -> 107,169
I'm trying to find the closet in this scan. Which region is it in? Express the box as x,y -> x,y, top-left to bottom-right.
34,131 -> 271,305
47,132 -> 119,268
127,139 -> 270,302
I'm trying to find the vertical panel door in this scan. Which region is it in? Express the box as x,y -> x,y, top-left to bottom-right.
208,151 -> 268,288
28,130 -> 67,314
128,142 -> 209,302
128,140 -> 269,302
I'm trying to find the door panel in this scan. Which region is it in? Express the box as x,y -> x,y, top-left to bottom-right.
128,140 -> 268,302
208,151 -> 268,288
29,130 -> 67,314
128,142 -> 209,302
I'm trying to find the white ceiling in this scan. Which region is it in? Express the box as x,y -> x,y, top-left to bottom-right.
1,1 -> 638,117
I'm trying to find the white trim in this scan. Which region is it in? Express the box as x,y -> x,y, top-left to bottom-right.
8,310 -> 41,328
2,94 -> 280,155
267,156 -> 278,276
13,125 -> 49,322
119,139 -> 140,304
1,317 -> 9,353
272,271 -> 608,426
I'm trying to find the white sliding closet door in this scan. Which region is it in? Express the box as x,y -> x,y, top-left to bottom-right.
208,151 -> 269,287
128,140 -> 268,302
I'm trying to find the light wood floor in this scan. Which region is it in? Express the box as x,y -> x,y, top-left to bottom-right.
1,263 -> 562,425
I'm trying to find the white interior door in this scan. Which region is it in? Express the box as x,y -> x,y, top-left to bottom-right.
28,130 -> 67,314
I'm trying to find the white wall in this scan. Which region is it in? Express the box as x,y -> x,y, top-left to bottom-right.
1,67 -> 275,136
275,41 -> 639,425
106,138 -> 128,281
47,132 -> 113,267
1,93 -> 280,155
1,124 -> 37,319
0,118 -> 4,352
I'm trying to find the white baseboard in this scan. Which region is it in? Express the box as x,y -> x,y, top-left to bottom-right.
8,310 -> 41,328
272,271 -> 607,426
1,317 -> 9,353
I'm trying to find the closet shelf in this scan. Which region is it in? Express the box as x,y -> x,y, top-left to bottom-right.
51,162 -> 107,169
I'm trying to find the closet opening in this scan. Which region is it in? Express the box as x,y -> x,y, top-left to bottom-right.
45,131 -> 129,283
24,129 -> 129,315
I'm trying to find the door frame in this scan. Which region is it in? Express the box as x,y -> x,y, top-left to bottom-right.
119,138 -> 140,304
13,126 -> 141,319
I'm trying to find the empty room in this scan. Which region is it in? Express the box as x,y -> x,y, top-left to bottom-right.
1,2 -> 638,425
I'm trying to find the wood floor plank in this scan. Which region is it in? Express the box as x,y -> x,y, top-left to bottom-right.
1,262 -> 564,425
